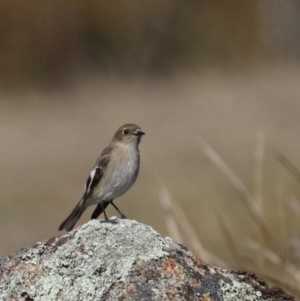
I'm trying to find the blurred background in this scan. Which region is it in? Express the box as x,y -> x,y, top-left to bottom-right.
1,0 -> 300,297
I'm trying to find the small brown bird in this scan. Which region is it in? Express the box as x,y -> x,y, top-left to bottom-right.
59,124 -> 145,231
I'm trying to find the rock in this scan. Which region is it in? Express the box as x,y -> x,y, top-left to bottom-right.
0,219 -> 295,301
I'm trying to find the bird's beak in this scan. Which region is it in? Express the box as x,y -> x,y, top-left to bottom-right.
134,131 -> 145,136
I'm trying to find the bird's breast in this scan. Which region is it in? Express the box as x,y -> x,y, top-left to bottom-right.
100,145 -> 140,200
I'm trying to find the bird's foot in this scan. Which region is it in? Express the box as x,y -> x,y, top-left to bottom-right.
101,218 -> 119,224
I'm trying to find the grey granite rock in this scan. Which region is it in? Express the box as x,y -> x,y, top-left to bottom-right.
0,219 -> 294,301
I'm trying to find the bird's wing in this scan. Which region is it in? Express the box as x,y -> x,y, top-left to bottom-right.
82,146 -> 112,200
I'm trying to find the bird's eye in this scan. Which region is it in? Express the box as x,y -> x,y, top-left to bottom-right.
123,129 -> 129,135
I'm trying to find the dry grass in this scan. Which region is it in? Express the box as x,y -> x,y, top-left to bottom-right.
160,137 -> 300,298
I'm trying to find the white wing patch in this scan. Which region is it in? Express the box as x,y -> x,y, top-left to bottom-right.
89,168 -> 97,182
83,167 -> 101,196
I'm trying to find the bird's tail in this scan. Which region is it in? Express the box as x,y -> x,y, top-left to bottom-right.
58,199 -> 86,231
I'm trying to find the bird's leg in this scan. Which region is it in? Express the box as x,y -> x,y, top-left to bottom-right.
100,201 -> 118,224
91,202 -> 109,220
110,201 -> 127,219
101,202 -> 109,220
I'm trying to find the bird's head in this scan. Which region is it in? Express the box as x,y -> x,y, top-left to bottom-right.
113,124 -> 145,145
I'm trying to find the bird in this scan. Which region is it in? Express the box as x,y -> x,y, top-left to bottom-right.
58,123 -> 145,231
